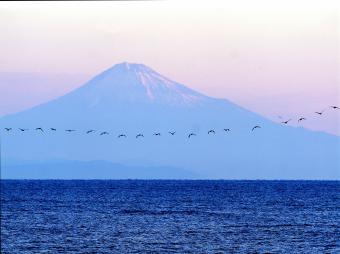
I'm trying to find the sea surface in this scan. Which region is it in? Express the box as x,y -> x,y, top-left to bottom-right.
1,180 -> 339,253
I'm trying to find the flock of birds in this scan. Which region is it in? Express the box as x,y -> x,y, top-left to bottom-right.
1,106 -> 339,138
3,127 -> 230,138
276,106 -> 339,124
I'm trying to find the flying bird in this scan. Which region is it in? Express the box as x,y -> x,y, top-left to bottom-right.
315,111 -> 324,115
188,133 -> 196,138
100,132 -> 109,135
208,130 -> 215,134
19,128 -> 28,132
298,117 -> 306,122
86,130 -> 95,134
223,128 -> 230,132
153,132 -> 161,136
252,126 -> 261,131
4,128 -> 12,131
35,127 -> 44,132
118,134 -> 127,138
281,119 -> 291,124
50,128 -> 56,131
168,131 -> 176,135
330,106 -> 339,109
65,129 -> 76,132
136,134 -> 144,138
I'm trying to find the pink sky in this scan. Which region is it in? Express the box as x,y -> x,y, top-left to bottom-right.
0,1 -> 339,135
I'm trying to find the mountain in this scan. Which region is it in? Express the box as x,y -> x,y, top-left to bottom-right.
1,62 -> 339,179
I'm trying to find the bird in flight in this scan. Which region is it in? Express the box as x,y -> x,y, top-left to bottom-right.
281,119 -> 291,124
315,110 -> 325,115
65,129 -> 76,132
208,130 -> 215,134
50,128 -> 56,131
4,128 -> 12,131
330,106 -> 339,109
136,134 -> 144,138
153,132 -> 161,136
298,117 -> 306,122
19,128 -> 28,132
35,127 -> 44,132
188,133 -> 196,138
168,131 -> 176,135
118,134 -> 127,138
100,132 -> 109,135
223,128 -> 230,132
252,126 -> 261,131
86,130 -> 95,134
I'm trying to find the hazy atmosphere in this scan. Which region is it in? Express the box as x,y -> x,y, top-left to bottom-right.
1,2 -> 339,253
0,1 -> 339,135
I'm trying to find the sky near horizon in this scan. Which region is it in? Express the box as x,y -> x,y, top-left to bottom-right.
0,1 -> 339,135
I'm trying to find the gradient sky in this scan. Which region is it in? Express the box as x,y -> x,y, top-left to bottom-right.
0,1 -> 339,135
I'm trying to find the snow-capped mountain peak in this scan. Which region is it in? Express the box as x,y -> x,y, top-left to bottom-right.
0,62 -> 338,180
75,62 -> 207,106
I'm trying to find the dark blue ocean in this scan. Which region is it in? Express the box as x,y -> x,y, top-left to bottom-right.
1,180 -> 339,253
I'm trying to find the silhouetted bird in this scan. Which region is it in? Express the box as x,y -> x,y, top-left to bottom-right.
188,133 -> 196,138
4,128 -> 12,131
50,128 -> 56,131
252,126 -> 261,131
19,128 -> 28,132
330,106 -> 339,109
153,133 -> 161,136
100,132 -> 109,135
65,129 -> 76,132
298,117 -> 306,122
315,111 -> 324,115
168,131 -> 176,135
208,130 -> 215,134
118,134 -> 127,138
223,128 -> 230,132
136,134 -> 144,138
281,119 -> 291,124
86,130 -> 95,134
35,127 -> 44,132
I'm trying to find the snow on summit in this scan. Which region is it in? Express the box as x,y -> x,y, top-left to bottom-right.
78,62 -> 207,106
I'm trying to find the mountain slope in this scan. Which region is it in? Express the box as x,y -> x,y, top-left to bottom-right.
0,62 -> 264,130
1,62 -> 339,179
